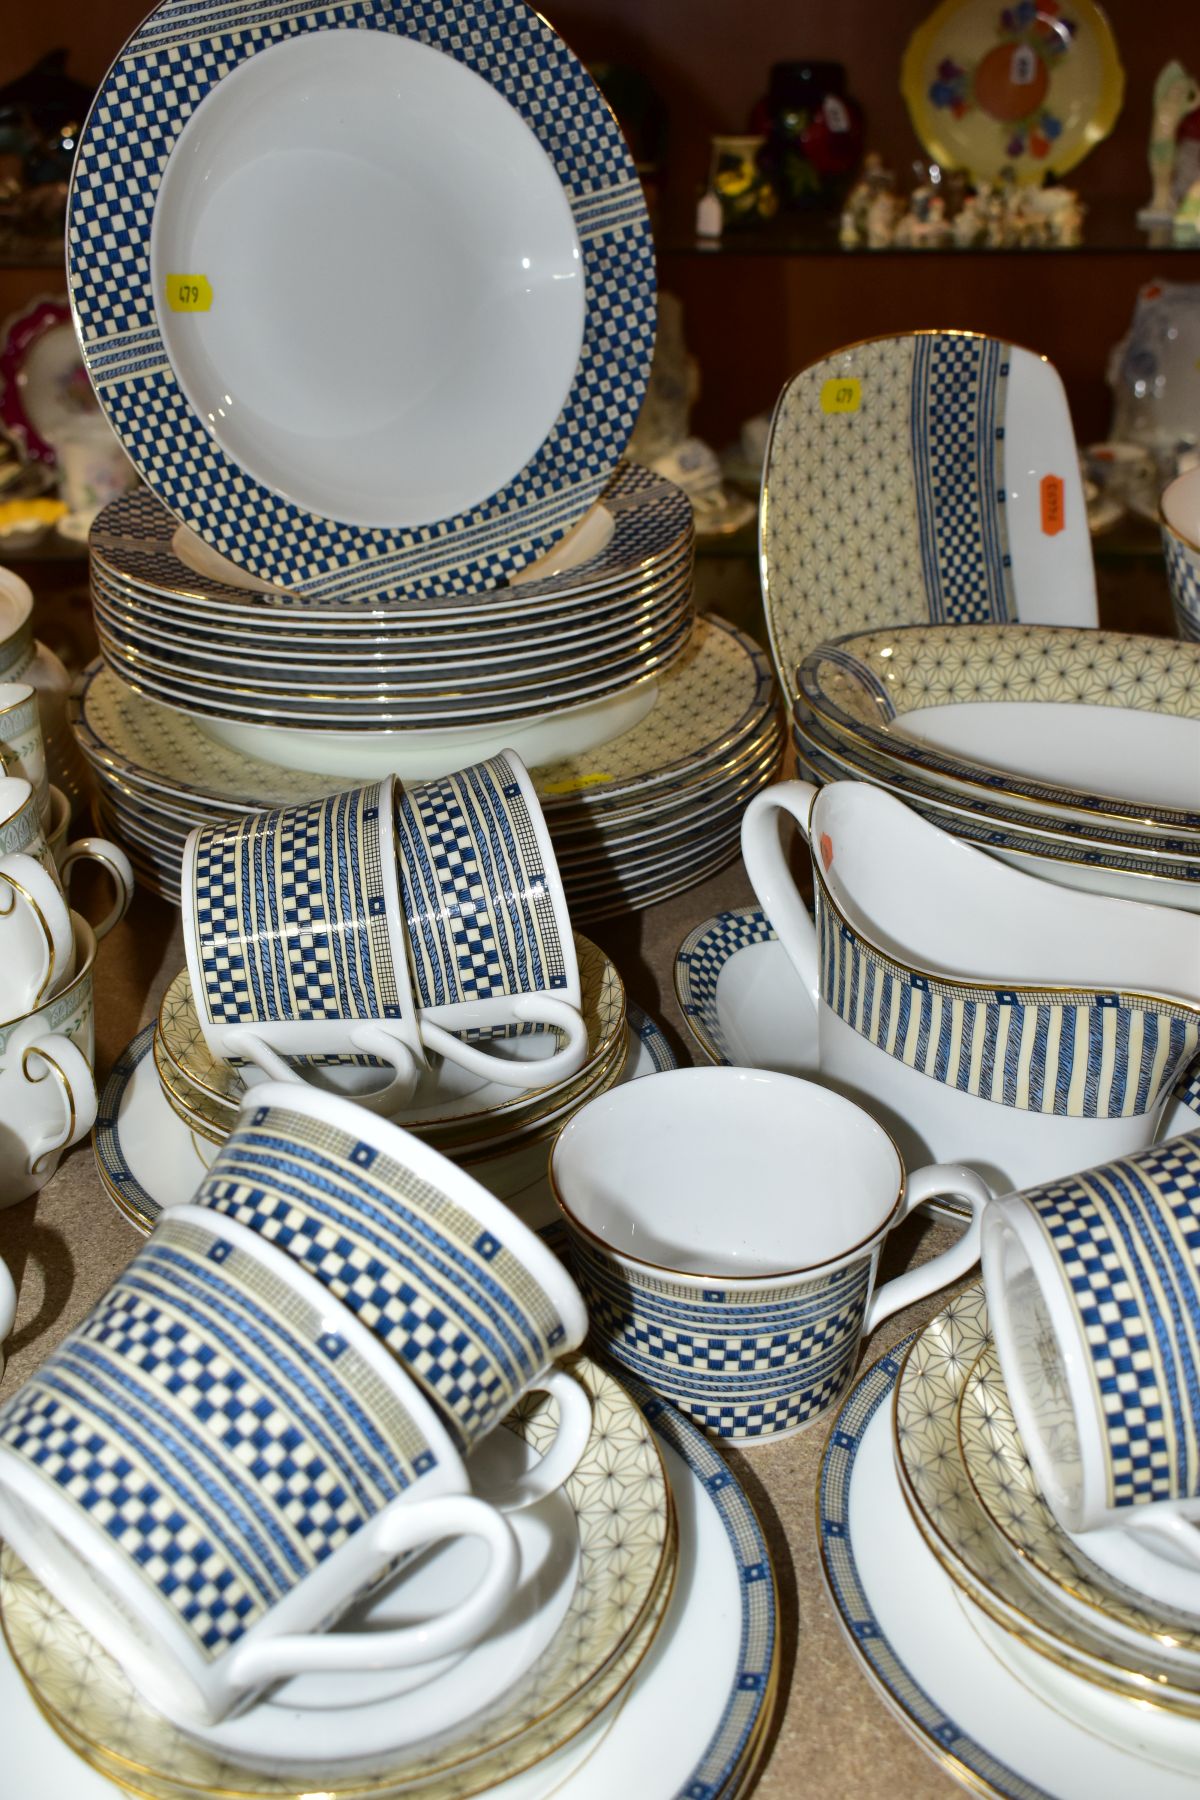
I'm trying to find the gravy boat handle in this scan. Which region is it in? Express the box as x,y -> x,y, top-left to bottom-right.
740,780 -> 822,1008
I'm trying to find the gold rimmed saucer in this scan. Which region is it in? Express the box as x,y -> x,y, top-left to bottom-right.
1,1355 -> 675,1800
156,933 -> 625,1142
893,1285 -> 1200,1717
959,1344 -> 1200,1666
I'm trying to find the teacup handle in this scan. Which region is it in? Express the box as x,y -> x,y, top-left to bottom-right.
1111,1510 -> 1200,1571
0,1254 -> 14,1344
58,837 -> 135,942
22,1034 -> 99,1177
485,1369 -> 593,1513
863,1163 -> 991,1334
740,781 -> 822,1007
419,996 -> 589,1091
222,1494 -> 518,1688
0,853 -> 72,1009
224,1026 -> 423,1116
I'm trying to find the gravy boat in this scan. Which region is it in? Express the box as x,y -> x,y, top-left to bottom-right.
741,779 -> 1200,1193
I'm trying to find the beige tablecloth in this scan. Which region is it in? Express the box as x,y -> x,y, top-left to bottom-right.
0,861 -> 969,1798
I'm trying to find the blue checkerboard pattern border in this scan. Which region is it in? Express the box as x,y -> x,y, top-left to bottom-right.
66,0 -> 655,601
193,1099 -> 570,1448
817,1340 -> 1047,1799
815,867 -> 1200,1120
0,1214 -> 433,1659
1165,528 -> 1200,644
190,782 -> 402,1029
911,334 -> 1016,627
674,908 -> 778,1065
569,1231 -> 873,1440
395,753 -> 569,1015
1024,1136 -> 1200,1511
90,466 -> 690,614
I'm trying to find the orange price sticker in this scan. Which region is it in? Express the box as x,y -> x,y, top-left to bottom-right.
1040,473 -> 1065,536
820,378 -> 861,415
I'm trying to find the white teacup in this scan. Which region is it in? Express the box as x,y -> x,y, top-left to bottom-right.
0,684 -> 49,829
552,1066 -> 990,1440
983,1131 -> 1200,1577
0,913 -> 98,1207
741,779 -> 1200,1195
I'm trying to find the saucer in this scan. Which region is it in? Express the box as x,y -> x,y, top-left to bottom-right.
2,1354 -> 673,1790
819,1333 -> 1200,1798
675,907 -> 1200,1140
3,1383 -> 775,1800
95,1005 -> 677,1237
959,1343 -> 1200,1663
894,1287 -> 1200,1712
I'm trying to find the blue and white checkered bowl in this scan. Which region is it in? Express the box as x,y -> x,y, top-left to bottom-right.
190,1080 -> 588,1452
0,1206 -> 518,1732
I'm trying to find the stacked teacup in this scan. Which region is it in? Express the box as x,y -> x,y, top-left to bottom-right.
0,1090 -> 589,1734
0,702 -> 134,1202
175,749 -> 589,1115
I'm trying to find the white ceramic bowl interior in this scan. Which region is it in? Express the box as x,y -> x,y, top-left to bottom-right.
150,28 -> 585,527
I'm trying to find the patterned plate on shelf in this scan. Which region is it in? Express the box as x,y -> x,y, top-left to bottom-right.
901,0 -> 1124,184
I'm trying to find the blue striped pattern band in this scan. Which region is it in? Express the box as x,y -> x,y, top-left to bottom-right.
0,1215 -> 433,1658
193,1101 -> 568,1447
911,334 -> 1015,628
815,869 -> 1200,1119
396,753 -> 569,1014
568,1232 -> 874,1440
190,782 -> 402,1030
1165,529 -> 1200,643
1023,1138 -> 1200,1509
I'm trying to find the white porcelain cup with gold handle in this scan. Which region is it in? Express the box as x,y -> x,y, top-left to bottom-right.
0,913 -> 98,1207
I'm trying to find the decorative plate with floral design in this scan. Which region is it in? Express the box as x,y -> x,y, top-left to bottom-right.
901,0 -> 1124,184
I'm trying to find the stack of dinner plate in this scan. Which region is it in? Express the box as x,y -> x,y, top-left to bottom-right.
792,621 -> 1200,912
74,614 -> 781,920
87,467 -> 696,776
63,0 -> 783,922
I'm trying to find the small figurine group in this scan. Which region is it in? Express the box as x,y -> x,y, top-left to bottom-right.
839,152 -> 1084,251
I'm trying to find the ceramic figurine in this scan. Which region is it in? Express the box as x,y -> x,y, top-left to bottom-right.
865,186 -> 896,248
1142,60 -> 1200,222
951,192 -> 984,247
1175,177 -> 1200,244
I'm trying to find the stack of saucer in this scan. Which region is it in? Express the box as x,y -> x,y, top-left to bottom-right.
151,934 -> 631,1166
73,615 -> 780,919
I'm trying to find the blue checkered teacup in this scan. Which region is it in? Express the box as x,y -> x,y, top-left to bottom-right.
190,1080 -> 592,1507
180,752 -> 587,1108
1163,467 -> 1200,643
982,1132 -> 1200,1570
0,1206 -> 519,1733
552,1066 -> 991,1441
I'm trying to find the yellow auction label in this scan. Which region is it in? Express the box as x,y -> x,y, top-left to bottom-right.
820,377 -> 861,414
165,274 -> 213,313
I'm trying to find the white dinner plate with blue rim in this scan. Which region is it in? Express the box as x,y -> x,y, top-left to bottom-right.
818,1322 -> 1200,1797
89,468 -> 691,619
674,905 -> 1200,1139
67,0 -> 655,602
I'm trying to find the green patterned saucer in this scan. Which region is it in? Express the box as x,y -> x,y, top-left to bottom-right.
959,1345 -> 1200,1667
1,1355 -> 675,1800
893,1284 -> 1200,1714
